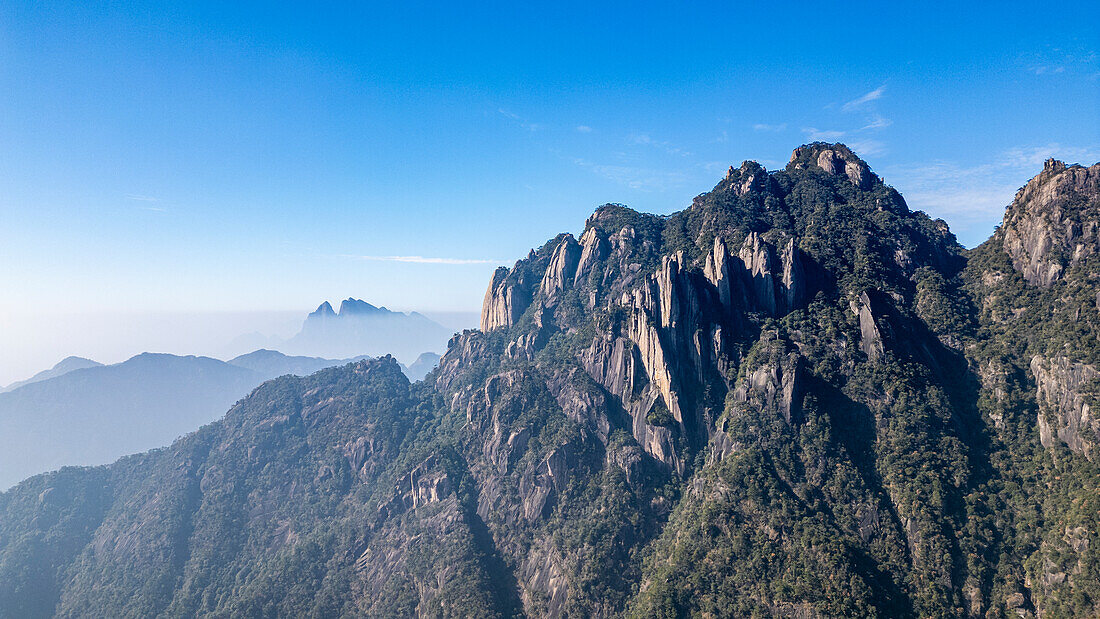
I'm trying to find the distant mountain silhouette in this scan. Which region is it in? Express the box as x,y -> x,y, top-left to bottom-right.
0,350 -> 360,489
280,298 -> 453,362
403,351 -> 441,381
1,356 -> 102,393
227,349 -> 366,378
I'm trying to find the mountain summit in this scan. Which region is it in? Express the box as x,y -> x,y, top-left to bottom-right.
281,297 -> 452,362
2,144 -> 1098,617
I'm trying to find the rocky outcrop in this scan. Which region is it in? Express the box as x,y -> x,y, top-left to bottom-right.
540,235 -> 581,300
788,143 -> 875,189
703,235 -> 736,311
851,291 -> 885,362
1031,355 -> 1100,458
738,233 -> 780,316
520,538 -> 570,617
481,266 -> 533,331
779,238 -> 806,313
704,232 -> 810,318
376,455 -> 453,519
732,351 -> 803,424
574,227 -> 608,286
580,334 -> 681,473
1002,159 -> 1100,287
715,160 -> 771,196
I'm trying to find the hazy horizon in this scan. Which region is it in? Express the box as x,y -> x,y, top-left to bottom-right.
0,306 -> 479,387
2,1 -> 1097,385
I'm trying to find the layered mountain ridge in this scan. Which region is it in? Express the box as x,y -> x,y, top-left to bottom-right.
2,143 -> 1098,618
0,350 -> 392,491
1,357 -> 102,393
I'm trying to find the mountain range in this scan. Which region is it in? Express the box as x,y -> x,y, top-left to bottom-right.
1,143 -> 1098,617
0,349 -> 444,491
0,357 -> 102,394
279,298 -> 453,362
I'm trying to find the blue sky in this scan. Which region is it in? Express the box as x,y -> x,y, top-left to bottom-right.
0,1 -> 1098,380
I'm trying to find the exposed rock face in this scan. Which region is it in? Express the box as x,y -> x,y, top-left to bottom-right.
1002,159 -> 1100,287
539,235 -> 581,300
481,266 -> 533,331
714,160 -> 772,196
788,143 -> 875,188
738,232 -> 780,316
377,455 -> 453,518
704,233 -> 810,318
732,348 -> 802,424
851,291 -> 885,362
574,226 -> 608,286
1031,355 -> 1100,458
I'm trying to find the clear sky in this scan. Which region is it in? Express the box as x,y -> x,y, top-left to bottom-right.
0,1 -> 1098,383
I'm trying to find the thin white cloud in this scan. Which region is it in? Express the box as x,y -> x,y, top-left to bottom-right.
576,125 -> 593,133
863,115 -> 893,130
126,194 -> 159,202
497,108 -> 540,131
346,255 -> 496,265
572,158 -> 689,191
842,85 -> 886,111
1023,45 -> 1098,77
752,123 -> 787,132
628,133 -> 691,157
1002,144 -> 1100,169
802,127 -> 846,141
847,140 -> 886,157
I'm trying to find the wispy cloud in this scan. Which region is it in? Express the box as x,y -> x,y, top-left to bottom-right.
847,139 -> 886,157
752,123 -> 787,132
576,125 -> 592,133
862,115 -> 893,130
497,108 -> 540,131
572,158 -> 689,191
126,194 -> 159,202
842,84 -> 886,111
1029,65 -> 1066,75
802,127 -> 846,141
345,255 -> 496,265
1023,45 -> 1098,77
881,144 -> 1100,245
627,132 -> 691,157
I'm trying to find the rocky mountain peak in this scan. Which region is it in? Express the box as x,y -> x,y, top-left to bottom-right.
338,298 -> 382,316
787,142 -> 875,188
310,301 -> 336,318
1001,159 -> 1100,286
713,160 -> 770,197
